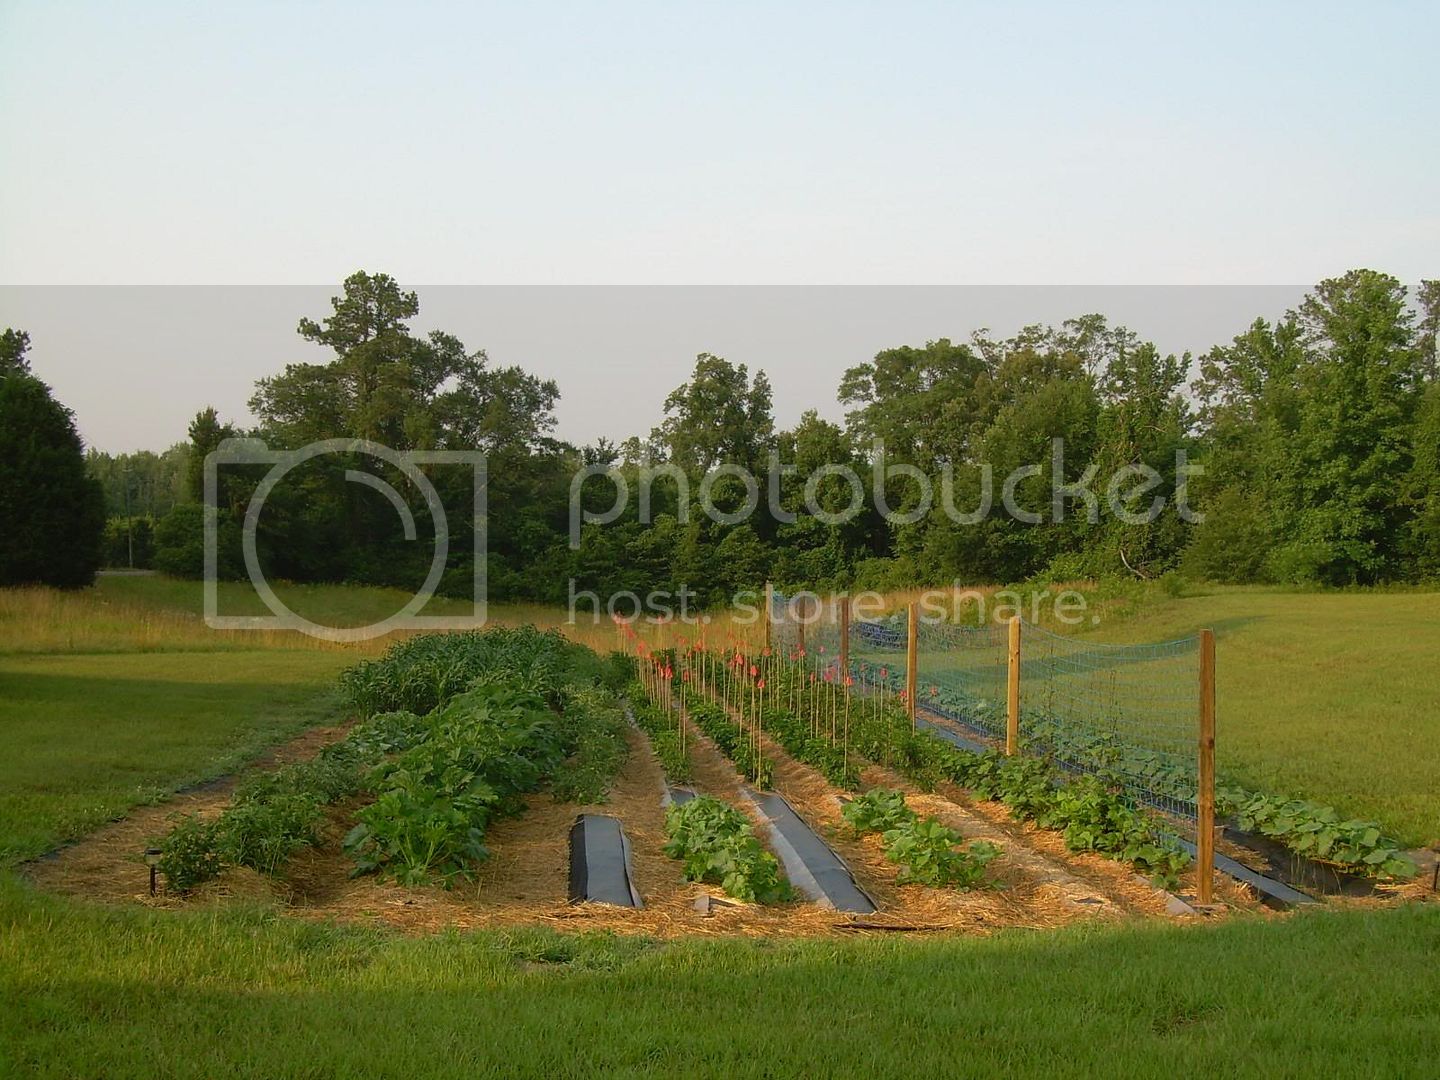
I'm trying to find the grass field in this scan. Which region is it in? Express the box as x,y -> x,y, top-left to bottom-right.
1077,586 -> 1440,846
2,876 -> 1437,1077
1,574 -> 1437,1076
0,650 -> 351,865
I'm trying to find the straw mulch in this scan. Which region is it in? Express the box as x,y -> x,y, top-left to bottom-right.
29,704 -> 1275,935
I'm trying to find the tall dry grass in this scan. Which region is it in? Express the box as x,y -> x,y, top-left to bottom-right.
0,586 -> 362,655
1,578 -> 1121,658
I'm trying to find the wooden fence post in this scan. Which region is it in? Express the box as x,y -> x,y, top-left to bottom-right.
1197,628 -> 1217,906
839,596 -> 850,682
905,603 -> 919,729
1006,615 -> 1021,756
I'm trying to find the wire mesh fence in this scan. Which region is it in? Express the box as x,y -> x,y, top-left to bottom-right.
1017,624 -> 1200,830
768,588 -> 1203,840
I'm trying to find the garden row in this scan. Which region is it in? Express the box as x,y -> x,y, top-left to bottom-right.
628,653 -> 1009,899
925,683 -> 1416,880
158,629 -> 631,892
640,646 -> 1192,887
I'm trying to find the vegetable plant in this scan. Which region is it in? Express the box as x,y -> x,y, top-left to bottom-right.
662,796 -> 791,904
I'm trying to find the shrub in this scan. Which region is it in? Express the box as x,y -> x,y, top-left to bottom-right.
157,814 -> 226,891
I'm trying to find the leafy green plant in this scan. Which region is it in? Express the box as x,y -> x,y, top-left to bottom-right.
344,787 -> 488,886
939,688 -> 1415,882
882,819 -> 999,888
222,793 -> 324,875
841,787 -> 917,834
338,627 -> 597,717
967,753 -> 1058,820
1037,776 -> 1191,886
630,689 -> 693,782
662,796 -> 791,904
681,692 -> 774,789
1233,792 -> 1416,880
345,685 -> 566,887
156,813 -> 226,891
756,705 -> 861,790
550,687 -> 629,804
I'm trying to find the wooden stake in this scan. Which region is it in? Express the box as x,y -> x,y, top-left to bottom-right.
1006,615 -> 1021,756
905,603 -> 919,729
1198,628 -> 1217,907
839,596 -> 850,686
763,582 -> 773,653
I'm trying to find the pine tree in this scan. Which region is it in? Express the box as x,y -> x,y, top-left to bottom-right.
0,335 -> 106,587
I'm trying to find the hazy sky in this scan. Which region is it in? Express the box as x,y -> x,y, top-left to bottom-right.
2,1 -> 1436,453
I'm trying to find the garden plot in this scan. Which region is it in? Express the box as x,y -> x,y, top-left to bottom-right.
24,628 -> 1266,937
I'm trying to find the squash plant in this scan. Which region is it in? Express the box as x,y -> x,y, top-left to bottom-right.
841,787 -> 916,834
662,796 -> 791,904
842,786 -> 1000,890
883,820 -> 1000,889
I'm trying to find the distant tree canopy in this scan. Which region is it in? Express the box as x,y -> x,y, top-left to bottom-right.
119,266 -> 1440,606
1,329 -> 31,375
250,271 -> 559,454
0,333 -> 105,588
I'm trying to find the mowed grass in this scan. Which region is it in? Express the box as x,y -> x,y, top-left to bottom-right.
0,650 -> 352,864
1,875 -> 1437,1078
1075,587 -> 1440,847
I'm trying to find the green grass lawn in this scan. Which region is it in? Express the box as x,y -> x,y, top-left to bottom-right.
1,576 -> 1437,1076
856,583 -> 1440,847
1077,586 -> 1440,847
1,875 -> 1436,1078
0,650 -> 351,864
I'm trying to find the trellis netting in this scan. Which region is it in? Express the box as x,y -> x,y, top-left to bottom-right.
769,589 -> 1202,838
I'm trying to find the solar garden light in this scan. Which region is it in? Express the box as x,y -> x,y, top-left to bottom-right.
144,848 -> 162,896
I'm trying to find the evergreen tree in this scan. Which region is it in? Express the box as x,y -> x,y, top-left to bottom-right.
0,336 -> 106,587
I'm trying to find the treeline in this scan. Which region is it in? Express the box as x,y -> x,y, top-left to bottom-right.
142,268 -> 1440,600
12,266 -> 1435,597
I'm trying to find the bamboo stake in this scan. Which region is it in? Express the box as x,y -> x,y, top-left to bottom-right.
763,582 -> 773,654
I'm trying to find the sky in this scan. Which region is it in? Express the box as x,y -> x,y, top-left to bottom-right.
1,0 -> 1436,454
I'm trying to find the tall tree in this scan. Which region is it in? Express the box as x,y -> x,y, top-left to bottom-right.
0,340 -> 105,587
1189,270 -> 1426,584
251,271 -> 559,453
838,338 -> 989,468
652,354 -> 774,473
